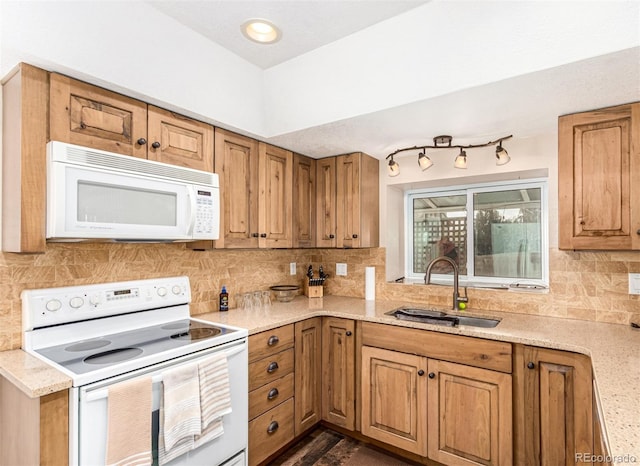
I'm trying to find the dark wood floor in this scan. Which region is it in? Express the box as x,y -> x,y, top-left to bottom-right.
268,427 -> 420,466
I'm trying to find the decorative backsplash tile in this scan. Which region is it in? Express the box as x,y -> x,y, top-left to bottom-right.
0,244 -> 638,351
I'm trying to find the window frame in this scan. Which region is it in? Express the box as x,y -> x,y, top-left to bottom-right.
405,178 -> 549,287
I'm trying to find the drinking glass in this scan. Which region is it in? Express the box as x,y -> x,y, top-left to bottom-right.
241,293 -> 253,311
261,290 -> 272,309
252,291 -> 263,310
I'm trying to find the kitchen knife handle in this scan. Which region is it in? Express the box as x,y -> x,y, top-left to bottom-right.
267,361 -> 279,373
267,335 -> 279,346
267,388 -> 279,400
267,421 -> 279,434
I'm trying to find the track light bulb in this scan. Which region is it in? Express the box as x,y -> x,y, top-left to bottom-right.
388,157 -> 400,177
496,144 -> 510,165
454,149 -> 467,169
417,151 -> 433,171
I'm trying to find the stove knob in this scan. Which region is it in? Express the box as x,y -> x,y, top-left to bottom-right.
69,297 -> 84,309
172,285 -> 182,295
45,299 -> 62,312
157,287 -> 168,297
89,294 -> 102,306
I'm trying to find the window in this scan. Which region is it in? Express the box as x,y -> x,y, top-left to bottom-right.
406,179 -> 548,286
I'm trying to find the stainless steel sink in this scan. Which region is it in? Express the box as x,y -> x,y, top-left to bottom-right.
386,307 -> 500,328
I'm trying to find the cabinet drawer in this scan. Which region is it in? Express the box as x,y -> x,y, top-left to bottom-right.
249,398 -> 294,466
249,348 -> 294,391
249,325 -> 294,363
249,372 -> 294,420
361,322 -> 512,373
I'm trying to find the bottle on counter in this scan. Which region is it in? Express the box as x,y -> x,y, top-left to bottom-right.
219,286 -> 229,311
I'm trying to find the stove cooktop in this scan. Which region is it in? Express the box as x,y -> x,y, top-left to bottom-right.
34,318 -> 235,376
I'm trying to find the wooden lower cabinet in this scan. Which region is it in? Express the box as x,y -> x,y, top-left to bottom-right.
322,317 -> 356,430
514,345 -> 593,466
427,359 -> 512,466
360,346 -> 427,456
294,318 -> 322,435
249,398 -> 295,466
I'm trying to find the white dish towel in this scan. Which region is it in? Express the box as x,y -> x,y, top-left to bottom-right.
194,353 -> 232,448
158,363 -> 201,465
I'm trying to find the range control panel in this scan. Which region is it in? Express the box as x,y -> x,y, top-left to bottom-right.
22,276 -> 191,331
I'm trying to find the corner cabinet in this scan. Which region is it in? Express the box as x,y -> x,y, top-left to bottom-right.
322,317 -> 356,430
514,345 -> 593,466
558,102 -> 640,249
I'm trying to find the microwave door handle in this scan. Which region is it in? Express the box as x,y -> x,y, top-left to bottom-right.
186,186 -> 196,236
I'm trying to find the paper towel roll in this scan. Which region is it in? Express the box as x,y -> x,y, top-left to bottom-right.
365,267 -> 375,301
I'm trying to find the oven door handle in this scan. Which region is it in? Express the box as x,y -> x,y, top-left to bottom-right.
84,343 -> 246,402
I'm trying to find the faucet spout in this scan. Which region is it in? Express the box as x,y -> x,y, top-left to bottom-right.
425,256 -> 468,310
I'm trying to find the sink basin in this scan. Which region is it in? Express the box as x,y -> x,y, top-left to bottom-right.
385,307 -> 500,328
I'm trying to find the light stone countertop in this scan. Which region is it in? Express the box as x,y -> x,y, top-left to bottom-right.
1,295 -> 637,458
198,295 -> 640,460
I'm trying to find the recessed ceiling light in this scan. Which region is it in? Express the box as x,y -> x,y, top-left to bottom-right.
241,19 -> 281,44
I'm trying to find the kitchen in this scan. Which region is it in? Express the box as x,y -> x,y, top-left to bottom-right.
0,1 -> 639,465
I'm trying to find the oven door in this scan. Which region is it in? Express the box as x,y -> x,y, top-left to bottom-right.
71,339 -> 248,466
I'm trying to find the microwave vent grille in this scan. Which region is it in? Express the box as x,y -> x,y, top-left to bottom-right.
64,145 -> 217,186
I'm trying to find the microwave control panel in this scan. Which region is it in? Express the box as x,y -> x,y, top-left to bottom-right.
194,187 -> 219,239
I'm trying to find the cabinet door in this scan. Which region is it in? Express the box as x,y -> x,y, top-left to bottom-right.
316,157 -> 337,247
516,346 -> 593,466
336,152 -> 379,248
294,318 -> 322,435
361,346 -> 427,456
214,129 -> 259,248
321,317 -> 355,430
49,73 -> 147,158
558,102 -> 640,249
258,143 -> 293,248
147,105 -> 214,172
427,359 -> 512,466
293,154 -> 316,248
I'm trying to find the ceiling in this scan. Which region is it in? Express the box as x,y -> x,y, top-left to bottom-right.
144,1 -> 639,160
148,1 -> 429,69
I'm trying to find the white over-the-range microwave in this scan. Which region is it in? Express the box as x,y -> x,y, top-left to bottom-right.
46,141 -> 220,242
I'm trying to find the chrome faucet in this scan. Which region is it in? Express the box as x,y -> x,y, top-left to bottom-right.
424,256 -> 468,311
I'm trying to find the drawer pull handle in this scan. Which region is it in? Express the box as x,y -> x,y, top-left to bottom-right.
267,362 -> 279,373
527,362 -> 535,369
267,388 -> 279,400
267,421 -> 279,434
267,335 -> 279,346
428,372 -> 436,379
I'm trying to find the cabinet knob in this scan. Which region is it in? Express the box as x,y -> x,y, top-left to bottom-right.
345,331 -> 352,336
251,233 -> 259,238
418,370 -> 425,376
267,388 -> 279,400
428,372 -> 436,379
267,421 -> 279,434
580,221 -> 586,225
527,362 -> 535,370
352,234 -> 358,239
260,233 -> 267,238
267,335 -> 279,346
329,234 -> 335,239
137,138 -> 147,146
267,361 -> 279,373
151,141 -> 161,149
80,122 -> 86,129
637,229 -> 640,235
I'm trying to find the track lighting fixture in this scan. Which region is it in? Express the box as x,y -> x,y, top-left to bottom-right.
417,151 -> 433,171
387,156 -> 400,177
385,134 -> 513,176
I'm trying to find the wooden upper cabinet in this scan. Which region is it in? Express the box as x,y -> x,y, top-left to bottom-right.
293,154 -> 316,248
427,359 -> 512,466
336,152 -> 379,248
316,157 -> 337,247
558,102 -> 640,249
49,73 -> 148,158
514,345 -> 593,466
214,128 -> 260,249
258,142 -> 293,248
147,105 -> 213,172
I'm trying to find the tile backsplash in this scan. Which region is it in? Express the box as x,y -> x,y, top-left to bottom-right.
1,244 -> 638,351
